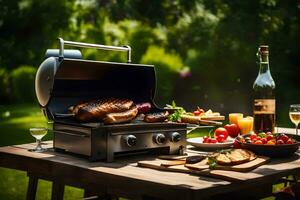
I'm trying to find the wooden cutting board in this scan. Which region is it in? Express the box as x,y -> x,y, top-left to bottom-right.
137,156 -> 270,181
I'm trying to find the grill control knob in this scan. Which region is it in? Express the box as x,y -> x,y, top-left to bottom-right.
171,132 -> 181,142
154,133 -> 166,144
124,135 -> 137,147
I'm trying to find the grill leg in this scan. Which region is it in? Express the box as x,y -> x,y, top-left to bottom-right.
51,181 -> 64,200
26,174 -> 38,200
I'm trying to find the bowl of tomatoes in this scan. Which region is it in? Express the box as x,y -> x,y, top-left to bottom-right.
236,132 -> 300,157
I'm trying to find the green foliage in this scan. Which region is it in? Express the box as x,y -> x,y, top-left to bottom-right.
11,66 -> 36,103
0,0 -> 75,69
0,68 -> 9,102
141,46 -> 184,103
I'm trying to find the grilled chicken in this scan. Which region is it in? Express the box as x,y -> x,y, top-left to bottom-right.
71,98 -> 134,122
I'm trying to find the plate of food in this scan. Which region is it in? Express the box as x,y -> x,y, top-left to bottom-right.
236,132 -> 300,157
187,127 -> 236,150
187,137 -> 234,150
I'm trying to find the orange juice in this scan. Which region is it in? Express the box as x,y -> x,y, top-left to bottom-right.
229,113 -> 243,125
237,116 -> 253,135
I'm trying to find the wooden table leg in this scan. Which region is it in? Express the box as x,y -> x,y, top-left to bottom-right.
84,189 -> 118,200
27,174 -> 38,200
51,181 -> 65,200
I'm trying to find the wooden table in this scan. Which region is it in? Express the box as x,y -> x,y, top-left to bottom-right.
0,127 -> 299,200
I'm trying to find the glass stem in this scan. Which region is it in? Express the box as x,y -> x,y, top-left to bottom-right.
296,124 -> 299,135
36,139 -> 42,150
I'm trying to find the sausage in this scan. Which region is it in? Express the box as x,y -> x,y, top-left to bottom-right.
103,106 -> 138,124
136,102 -> 151,113
144,111 -> 169,123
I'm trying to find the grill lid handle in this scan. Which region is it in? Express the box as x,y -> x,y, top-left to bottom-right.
58,37 -> 131,63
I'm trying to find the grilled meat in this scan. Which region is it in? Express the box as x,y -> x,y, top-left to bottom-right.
144,111 -> 169,123
136,102 -> 151,114
71,98 -> 134,122
104,106 -> 138,124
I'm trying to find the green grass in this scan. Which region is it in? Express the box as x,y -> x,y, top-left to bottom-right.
0,104 -> 84,200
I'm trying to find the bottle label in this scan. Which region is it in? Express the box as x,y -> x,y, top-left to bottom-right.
254,99 -> 275,114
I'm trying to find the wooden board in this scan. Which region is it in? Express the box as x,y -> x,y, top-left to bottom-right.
137,156 -> 270,181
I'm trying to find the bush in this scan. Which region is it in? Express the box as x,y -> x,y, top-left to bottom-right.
11,66 -> 37,103
0,68 -> 9,103
141,46 -> 184,104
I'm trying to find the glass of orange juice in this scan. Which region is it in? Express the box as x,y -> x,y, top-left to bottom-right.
229,113 -> 243,125
237,116 -> 253,135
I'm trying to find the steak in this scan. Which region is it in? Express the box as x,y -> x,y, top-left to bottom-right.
71,98 -> 134,122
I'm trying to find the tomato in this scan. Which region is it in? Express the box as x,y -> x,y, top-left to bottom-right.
286,139 -> 293,144
224,124 -> 240,138
193,110 -> 201,116
279,134 -> 289,143
216,134 -> 225,143
267,140 -> 275,145
266,135 -> 274,141
250,133 -> 257,140
193,108 -> 204,116
214,128 -> 228,140
255,140 -> 263,145
210,138 -> 218,143
251,138 -> 258,143
261,138 -> 267,144
203,136 -> 209,143
276,139 -> 284,145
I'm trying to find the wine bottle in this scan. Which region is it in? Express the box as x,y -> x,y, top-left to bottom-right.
253,45 -> 276,133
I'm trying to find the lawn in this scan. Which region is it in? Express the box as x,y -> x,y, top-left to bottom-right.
0,104 -> 84,200
0,104 -> 286,200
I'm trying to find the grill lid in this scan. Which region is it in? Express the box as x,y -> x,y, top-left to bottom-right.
35,38 -> 156,120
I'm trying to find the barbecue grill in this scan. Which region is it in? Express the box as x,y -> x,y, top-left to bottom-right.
35,38 -> 187,162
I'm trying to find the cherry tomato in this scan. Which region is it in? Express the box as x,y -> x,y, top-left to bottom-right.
261,138 -> 267,144
210,138 -> 218,143
280,134 -> 289,143
203,136 -> 209,143
193,110 -> 201,116
216,134 -> 225,143
214,128 -> 228,140
224,124 -> 240,138
255,140 -> 263,145
251,139 -> 258,144
267,140 -> 275,145
286,139 -> 293,144
276,139 -> 284,145
250,133 -> 257,140
266,135 -> 274,141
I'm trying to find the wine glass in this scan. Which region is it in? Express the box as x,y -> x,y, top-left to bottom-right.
29,127 -> 48,152
289,104 -> 300,135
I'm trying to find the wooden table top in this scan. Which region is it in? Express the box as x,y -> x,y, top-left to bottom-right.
0,127 -> 299,200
